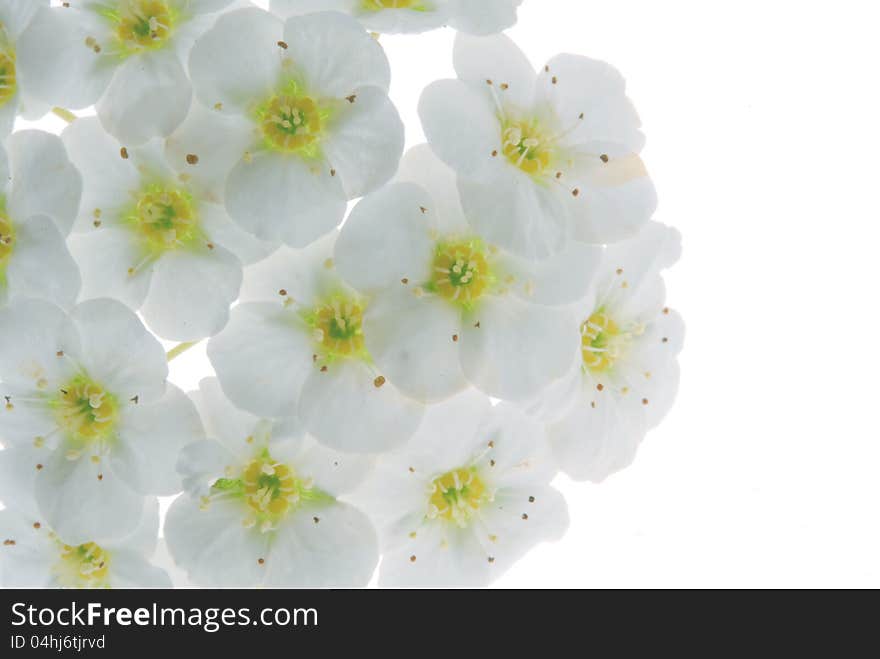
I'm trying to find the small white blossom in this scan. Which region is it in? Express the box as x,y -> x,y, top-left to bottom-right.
63,117 -> 272,341
419,33 -> 657,260
526,222 -> 684,482
270,0 -> 523,35
0,297 -> 205,544
0,131 -> 82,308
180,8 -> 403,247
0,1 -> 50,139
16,0 -> 236,145
165,377 -> 377,587
0,499 -> 170,588
208,232 -> 425,453
334,144 -> 599,402
352,389 -> 568,587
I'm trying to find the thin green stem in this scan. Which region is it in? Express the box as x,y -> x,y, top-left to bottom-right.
167,341 -> 199,362
51,107 -> 78,124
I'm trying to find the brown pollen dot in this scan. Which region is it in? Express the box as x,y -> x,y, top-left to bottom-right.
662,337 -> 669,343
97,473 -> 103,481
313,517 -> 320,524
120,147 -> 129,159
600,154 -> 609,163
551,76 -> 558,84
452,334 -> 459,342
528,496 -> 535,503
279,289 -> 287,296
320,365 -> 328,372
488,557 -> 495,563
401,278 -> 409,285
522,513 -> 529,520
258,558 -> 265,565
186,154 -> 199,165
409,555 -> 417,563
36,464 -> 43,471
596,383 -> 605,391
374,376 -> 386,388
277,40 -> 288,49
33,522 -> 41,529
642,398 -> 650,405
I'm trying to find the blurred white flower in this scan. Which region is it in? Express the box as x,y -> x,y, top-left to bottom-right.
0,131 -> 82,308
353,389 -> 568,587
180,8 -> 403,247
420,33 -> 656,260
527,222 -> 684,482
0,297 -> 204,544
208,232 -> 424,453
16,0 -> 236,145
165,377 -> 377,587
0,499 -> 170,588
0,0 -> 50,138
63,117 -> 272,341
335,144 -> 597,402
270,0 -> 523,35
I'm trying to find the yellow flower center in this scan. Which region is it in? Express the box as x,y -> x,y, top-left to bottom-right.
0,210 -> 15,283
581,310 -> 645,374
0,41 -> 16,108
55,542 -> 111,588
430,239 -> 493,308
427,468 -> 491,527
502,120 -> 553,176
54,376 -> 119,444
128,185 -> 199,253
310,297 -> 367,360
115,0 -> 175,50
362,0 -> 426,9
258,85 -> 327,156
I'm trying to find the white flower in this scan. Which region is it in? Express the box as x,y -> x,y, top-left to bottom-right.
181,8 -> 403,247
0,498 -> 170,588
335,144 -> 598,402
0,0 -> 50,139
0,297 -> 205,544
352,389 -> 568,587
0,130 -> 82,309
165,377 -> 377,587
270,0 -> 523,36
419,33 -> 657,260
62,117 -> 271,341
208,232 -> 425,453
16,0 -> 236,145
527,222 -> 684,482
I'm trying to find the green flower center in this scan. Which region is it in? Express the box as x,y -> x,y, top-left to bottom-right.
55,542 -> 111,588
306,296 -> 369,362
502,119 -> 553,176
257,82 -> 329,156
0,34 -> 16,108
114,0 -> 176,51
580,310 -> 644,374
427,468 -> 492,527
127,184 -> 200,253
428,239 -> 494,309
54,376 -> 119,444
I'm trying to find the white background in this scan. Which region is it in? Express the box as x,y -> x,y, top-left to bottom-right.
20,0 -> 880,587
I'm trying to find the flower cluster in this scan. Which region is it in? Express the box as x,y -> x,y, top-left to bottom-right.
0,1 -> 683,588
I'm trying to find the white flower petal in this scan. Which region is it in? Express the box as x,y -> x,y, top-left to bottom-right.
458,169 -> 570,261
35,448 -> 144,546
107,550 -> 172,588
68,228 -> 153,310
61,118 -> 141,231
394,144 -> 471,234
447,0 -> 522,35
0,297 -> 76,392
0,97 -> 16,140
0,509 -> 53,587
96,48 -> 193,145
0,382 -> 57,446
0,0 -> 48,39
602,221 -> 682,295
68,298 -> 168,404
263,501 -> 378,587
107,496 -> 160,556
16,6 -> 115,109
282,11 -> 390,97
460,295 -> 579,400
294,439 -> 373,497
538,54 -> 645,154
184,0 -> 238,13
188,7 -> 282,112
226,151 -> 346,247
298,360 -> 424,454
419,79 -> 504,182
453,32 -> 535,109
140,244 -> 242,341
200,201 -> 276,266
5,215 -> 81,309
5,130 -> 81,235
0,443 -> 44,519
164,495 -> 268,587
110,384 -> 204,496
498,240 -> 602,307
189,377 -> 270,460
176,439 -> 236,497
208,302 -> 314,418
323,86 -> 403,198
549,391 -> 647,483
379,523 -> 490,587
363,288 -> 468,403
335,182 -> 434,293
164,102 -> 257,205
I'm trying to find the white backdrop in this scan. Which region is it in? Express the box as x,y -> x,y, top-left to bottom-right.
17,0 -> 880,588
